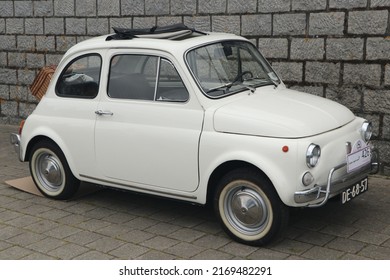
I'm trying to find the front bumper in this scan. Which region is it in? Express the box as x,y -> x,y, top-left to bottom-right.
10,133 -> 23,162
294,148 -> 380,207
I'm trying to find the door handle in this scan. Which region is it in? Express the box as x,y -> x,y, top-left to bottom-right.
95,110 -> 113,116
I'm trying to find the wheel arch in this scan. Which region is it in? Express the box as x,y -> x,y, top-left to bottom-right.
25,135 -> 56,161
206,160 -> 275,205
24,134 -> 79,180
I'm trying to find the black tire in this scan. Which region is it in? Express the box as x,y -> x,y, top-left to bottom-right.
29,140 -> 80,200
214,168 -> 289,246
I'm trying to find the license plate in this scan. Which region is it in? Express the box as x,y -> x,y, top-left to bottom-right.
346,140 -> 371,173
341,177 -> 368,204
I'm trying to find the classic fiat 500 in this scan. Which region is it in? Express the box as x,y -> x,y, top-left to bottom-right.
11,25 -> 379,245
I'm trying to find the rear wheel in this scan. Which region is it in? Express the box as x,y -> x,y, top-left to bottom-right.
214,168 -> 288,246
29,140 -> 80,200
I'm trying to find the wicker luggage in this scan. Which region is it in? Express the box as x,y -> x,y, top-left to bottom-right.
29,65 -> 57,100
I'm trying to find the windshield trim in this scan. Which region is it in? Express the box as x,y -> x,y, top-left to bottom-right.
184,39 -> 280,99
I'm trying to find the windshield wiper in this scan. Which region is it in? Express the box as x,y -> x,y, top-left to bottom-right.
206,81 -> 255,95
206,82 -> 234,94
243,77 -> 280,88
206,76 -> 256,93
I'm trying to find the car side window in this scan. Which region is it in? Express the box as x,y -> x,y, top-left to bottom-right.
56,54 -> 101,98
156,58 -> 189,102
108,55 -> 158,100
108,54 -> 188,102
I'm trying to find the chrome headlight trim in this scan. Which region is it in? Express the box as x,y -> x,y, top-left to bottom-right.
306,144 -> 321,168
361,121 -> 372,142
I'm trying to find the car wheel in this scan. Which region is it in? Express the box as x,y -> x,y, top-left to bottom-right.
29,140 -> 80,200
214,168 -> 289,246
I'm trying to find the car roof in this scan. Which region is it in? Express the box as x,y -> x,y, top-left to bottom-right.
65,31 -> 248,58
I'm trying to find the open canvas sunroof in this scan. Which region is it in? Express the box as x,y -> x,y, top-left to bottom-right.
106,23 -> 207,41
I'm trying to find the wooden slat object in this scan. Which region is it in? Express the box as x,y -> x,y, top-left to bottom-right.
29,65 -> 57,100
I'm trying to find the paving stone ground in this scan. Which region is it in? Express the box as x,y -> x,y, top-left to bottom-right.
0,125 -> 389,260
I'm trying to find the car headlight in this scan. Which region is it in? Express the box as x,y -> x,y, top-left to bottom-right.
306,144 -> 321,168
361,121 -> 372,142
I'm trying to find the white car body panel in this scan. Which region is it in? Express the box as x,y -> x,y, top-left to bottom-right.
94,99 -> 204,192
214,87 -> 355,138
20,97 -> 99,178
196,105 -> 366,206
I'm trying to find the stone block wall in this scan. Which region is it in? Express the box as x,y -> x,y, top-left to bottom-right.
0,0 -> 389,174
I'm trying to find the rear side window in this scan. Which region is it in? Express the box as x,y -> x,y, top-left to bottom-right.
56,54 -> 102,98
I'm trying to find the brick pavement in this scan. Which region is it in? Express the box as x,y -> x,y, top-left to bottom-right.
0,124 -> 389,260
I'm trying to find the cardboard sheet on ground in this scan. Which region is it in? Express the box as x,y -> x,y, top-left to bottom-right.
5,176 -> 99,199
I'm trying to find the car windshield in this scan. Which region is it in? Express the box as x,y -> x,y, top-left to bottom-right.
186,40 -> 280,98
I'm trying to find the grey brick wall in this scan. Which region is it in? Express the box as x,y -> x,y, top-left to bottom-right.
1,0 -> 389,174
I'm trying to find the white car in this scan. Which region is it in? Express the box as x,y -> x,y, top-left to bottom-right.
11,24 -> 379,246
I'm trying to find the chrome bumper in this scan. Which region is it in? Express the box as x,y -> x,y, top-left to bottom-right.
294,149 -> 380,207
10,133 -> 23,162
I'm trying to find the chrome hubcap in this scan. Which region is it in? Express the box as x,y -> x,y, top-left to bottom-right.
36,152 -> 63,191
225,186 -> 269,235
41,156 -> 62,185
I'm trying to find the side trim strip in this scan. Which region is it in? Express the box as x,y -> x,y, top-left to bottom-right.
79,174 -> 197,200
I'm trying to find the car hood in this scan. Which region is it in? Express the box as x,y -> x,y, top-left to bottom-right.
213,87 -> 355,138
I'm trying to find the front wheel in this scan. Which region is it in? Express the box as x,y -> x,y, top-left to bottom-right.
29,140 -> 80,200
214,168 -> 289,246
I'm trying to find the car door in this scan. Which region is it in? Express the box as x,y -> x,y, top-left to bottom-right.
50,52 -> 103,177
94,51 -> 204,192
